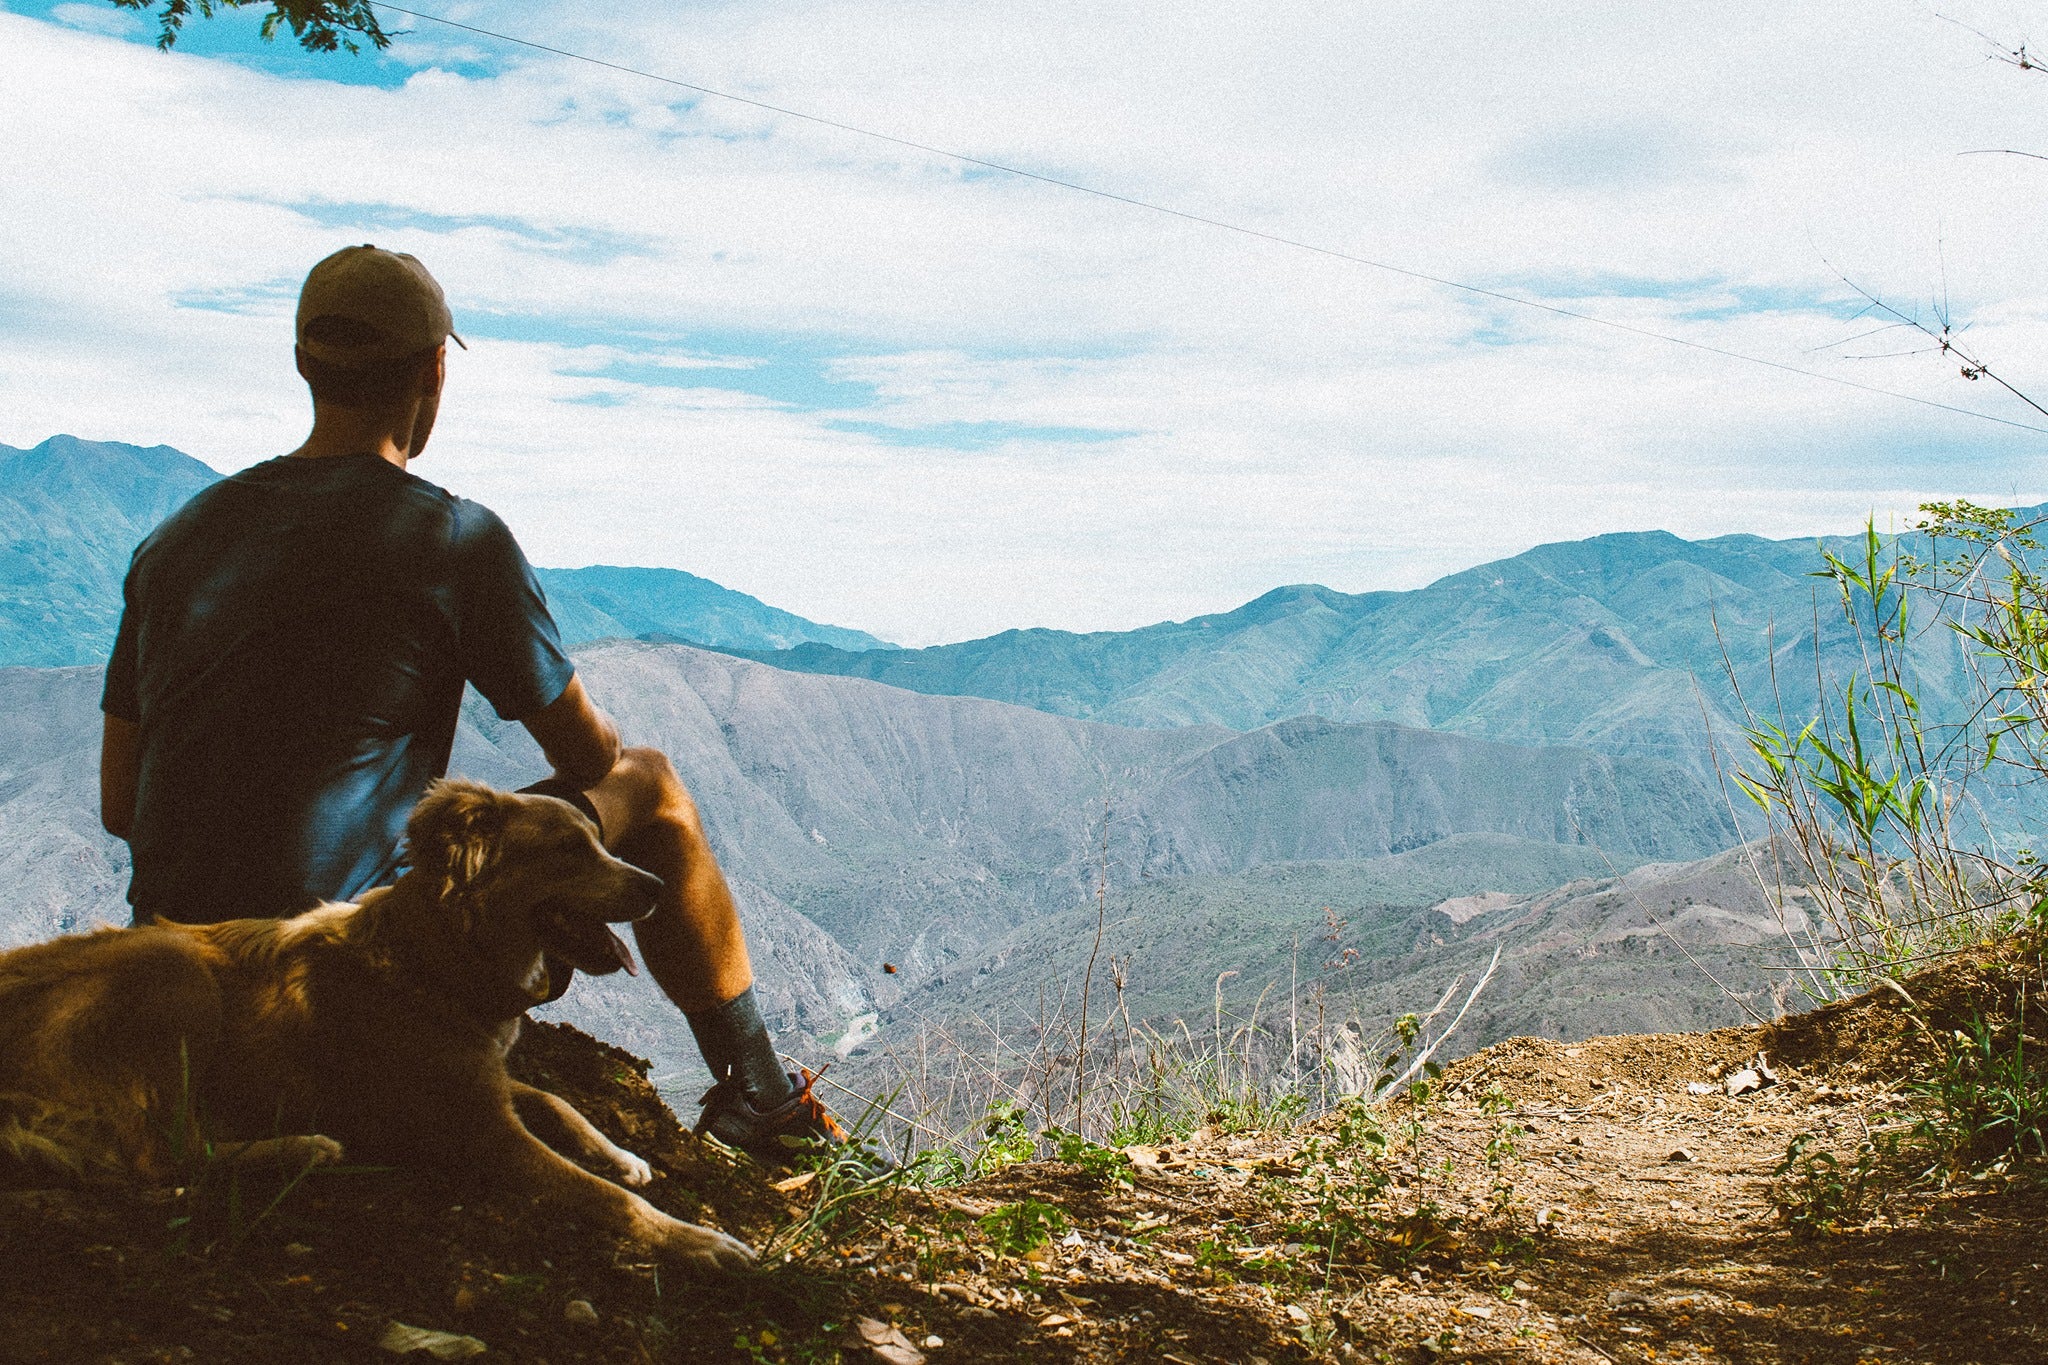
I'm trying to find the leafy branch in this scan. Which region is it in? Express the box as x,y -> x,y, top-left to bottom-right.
107,0 -> 390,54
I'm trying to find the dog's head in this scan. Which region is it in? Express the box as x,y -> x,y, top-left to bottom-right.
404,779 -> 663,990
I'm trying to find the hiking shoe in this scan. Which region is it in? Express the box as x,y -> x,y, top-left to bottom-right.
696,1068 -> 891,1174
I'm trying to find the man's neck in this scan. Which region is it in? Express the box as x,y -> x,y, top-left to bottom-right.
288,407 -> 418,470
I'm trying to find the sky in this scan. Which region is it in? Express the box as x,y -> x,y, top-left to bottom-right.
4,1 -> 2048,645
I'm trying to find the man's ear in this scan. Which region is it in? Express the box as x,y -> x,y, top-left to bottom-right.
418,344 -> 446,400
406,778 -> 506,905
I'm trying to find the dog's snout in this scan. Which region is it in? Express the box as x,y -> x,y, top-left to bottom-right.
611,864 -> 664,920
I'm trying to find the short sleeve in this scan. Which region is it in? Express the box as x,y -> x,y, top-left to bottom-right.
451,504 -> 576,721
102,589 -> 141,723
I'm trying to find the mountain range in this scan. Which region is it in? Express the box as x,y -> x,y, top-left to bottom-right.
0,432 -> 1952,1110
5,436 -> 1995,796
0,435 -> 888,666
728,526 -> 1992,790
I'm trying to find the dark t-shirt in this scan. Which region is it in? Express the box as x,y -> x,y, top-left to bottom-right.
102,453 -> 574,925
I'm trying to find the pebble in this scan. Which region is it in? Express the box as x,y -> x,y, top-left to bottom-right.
1667,1148 -> 1696,1163
562,1299 -> 599,1326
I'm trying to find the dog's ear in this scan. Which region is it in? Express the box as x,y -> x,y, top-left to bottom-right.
405,779 -> 509,907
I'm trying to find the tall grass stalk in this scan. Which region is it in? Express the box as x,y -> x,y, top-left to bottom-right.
845,940 -> 1498,1166
1730,506 -> 2048,996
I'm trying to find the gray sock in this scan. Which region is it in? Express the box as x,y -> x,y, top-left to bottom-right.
685,986 -> 795,1106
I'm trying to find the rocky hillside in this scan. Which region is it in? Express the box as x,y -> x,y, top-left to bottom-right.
874,838 -> 1814,1099
0,644 -> 1740,1089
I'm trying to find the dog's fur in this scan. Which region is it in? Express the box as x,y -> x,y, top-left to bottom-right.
0,779 -> 753,1273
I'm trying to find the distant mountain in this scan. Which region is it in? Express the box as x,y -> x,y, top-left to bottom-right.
534,564 -> 888,653
0,437 -> 220,666
0,644 -> 1734,1076
0,436 -> 889,665
729,523 -> 2000,783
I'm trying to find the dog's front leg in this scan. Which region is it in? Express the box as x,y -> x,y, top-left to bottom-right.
210,1135 -> 346,1170
474,1113 -> 753,1274
508,1081 -> 653,1187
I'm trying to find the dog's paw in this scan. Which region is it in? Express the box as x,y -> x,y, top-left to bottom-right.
608,1146 -> 655,1188
301,1134 -> 346,1167
662,1222 -> 756,1274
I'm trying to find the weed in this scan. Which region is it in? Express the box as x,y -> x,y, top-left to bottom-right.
1478,1084 -> 1523,1219
1192,1237 -> 1236,1279
974,1102 -> 1037,1176
1909,1007 -> 2048,1179
1770,1133 -> 1887,1236
1045,1125 -> 1136,1188
1732,507 -> 2048,998
978,1198 -> 1068,1259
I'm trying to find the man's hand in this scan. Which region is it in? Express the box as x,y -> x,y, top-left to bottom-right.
522,675 -> 622,790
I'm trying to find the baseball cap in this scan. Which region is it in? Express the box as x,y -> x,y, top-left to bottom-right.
295,244 -> 466,367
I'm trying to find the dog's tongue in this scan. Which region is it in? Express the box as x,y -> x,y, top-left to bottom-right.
608,925 -> 639,976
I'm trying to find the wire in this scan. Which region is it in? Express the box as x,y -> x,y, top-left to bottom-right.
373,2 -> 2048,439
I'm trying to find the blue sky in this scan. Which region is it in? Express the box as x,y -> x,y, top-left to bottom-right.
4,0 -> 2047,643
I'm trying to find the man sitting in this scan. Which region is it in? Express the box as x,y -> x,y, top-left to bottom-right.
99,244 -> 848,1165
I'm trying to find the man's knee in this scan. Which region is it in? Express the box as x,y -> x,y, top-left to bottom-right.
616,746 -> 702,832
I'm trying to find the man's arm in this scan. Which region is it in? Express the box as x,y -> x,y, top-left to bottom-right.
101,713 -> 140,840
521,675 -> 622,790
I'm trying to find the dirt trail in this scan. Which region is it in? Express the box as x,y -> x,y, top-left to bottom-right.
3,963 -> 2043,1365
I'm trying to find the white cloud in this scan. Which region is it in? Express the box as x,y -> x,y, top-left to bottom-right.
2,3 -> 2047,644
47,2 -> 137,37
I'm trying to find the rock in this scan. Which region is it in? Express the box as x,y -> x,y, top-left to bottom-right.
857,1317 -> 927,1365
1666,1148 -> 1696,1163
1605,1290 -> 1652,1314
376,1322 -> 488,1359
1724,1052 -> 1780,1097
562,1299 -> 599,1327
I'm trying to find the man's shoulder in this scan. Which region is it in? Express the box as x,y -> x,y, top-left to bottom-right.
135,455 -> 512,563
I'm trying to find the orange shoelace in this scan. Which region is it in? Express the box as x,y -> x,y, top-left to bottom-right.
789,1065 -> 848,1142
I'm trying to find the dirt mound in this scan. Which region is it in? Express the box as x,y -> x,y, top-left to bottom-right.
1435,946 -> 2045,1104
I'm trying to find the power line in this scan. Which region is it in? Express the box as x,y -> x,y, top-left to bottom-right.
374,2 -> 2048,439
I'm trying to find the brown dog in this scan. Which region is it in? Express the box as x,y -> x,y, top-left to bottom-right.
0,778 -> 753,1273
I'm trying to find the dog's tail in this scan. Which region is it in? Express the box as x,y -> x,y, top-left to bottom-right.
0,1093 -> 127,1188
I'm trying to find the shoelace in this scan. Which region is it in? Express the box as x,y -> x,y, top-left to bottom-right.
788,1065 -> 848,1142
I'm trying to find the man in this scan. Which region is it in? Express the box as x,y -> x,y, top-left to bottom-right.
99,245 -> 848,1166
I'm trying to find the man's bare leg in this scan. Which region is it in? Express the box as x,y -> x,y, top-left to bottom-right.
565,748 -> 853,1163
575,747 -> 751,1011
